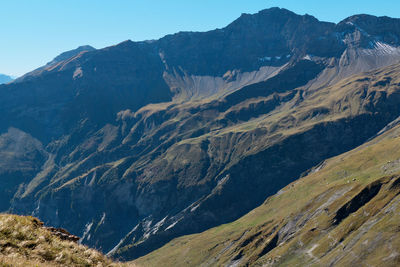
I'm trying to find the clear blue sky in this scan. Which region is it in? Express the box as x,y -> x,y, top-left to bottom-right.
1,0 -> 399,77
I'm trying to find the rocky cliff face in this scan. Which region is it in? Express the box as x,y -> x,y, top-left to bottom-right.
1,8 -> 400,260
134,99 -> 400,267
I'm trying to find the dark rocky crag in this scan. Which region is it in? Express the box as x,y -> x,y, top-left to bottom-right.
1,7 -> 400,260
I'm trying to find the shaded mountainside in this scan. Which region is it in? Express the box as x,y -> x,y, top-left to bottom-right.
0,7 -> 400,261
0,214 -> 131,267
134,106 -> 400,267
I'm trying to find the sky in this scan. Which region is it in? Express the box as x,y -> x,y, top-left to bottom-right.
1,0 -> 400,77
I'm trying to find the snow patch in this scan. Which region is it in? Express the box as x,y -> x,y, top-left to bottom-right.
107,238 -> 125,256
107,223 -> 140,256
149,216 -> 168,235
259,56 -> 272,62
80,221 -> 93,243
191,203 -> 200,212
142,219 -> 154,239
217,174 -> 230,186
166,217 -> 183,230
143,219 -> 152,232
259,55 -> 286,61
88,171 -> 97,186
165,221 -> 178,231
99,212 -> 106,226
32,200 -> 41,216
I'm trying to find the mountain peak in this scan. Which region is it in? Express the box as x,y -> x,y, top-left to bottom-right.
257,7 -> 298,16
230,7 -> 303,27
338,14 -> 400,46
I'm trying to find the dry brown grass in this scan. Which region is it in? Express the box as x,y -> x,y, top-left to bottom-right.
0,214 -> 137,267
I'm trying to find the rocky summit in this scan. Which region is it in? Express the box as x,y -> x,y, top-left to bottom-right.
1,7 -> 400,264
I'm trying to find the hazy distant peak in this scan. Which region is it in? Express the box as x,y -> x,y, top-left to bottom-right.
0,73 -> 14,84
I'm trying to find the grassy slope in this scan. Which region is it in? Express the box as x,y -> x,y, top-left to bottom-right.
134,103 -> 400,266
0,214 -> 134,267
137,62 -> 400,178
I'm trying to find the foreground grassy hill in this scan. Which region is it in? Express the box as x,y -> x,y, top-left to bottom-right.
0,214 -> 130,267
134,111 -> 400,266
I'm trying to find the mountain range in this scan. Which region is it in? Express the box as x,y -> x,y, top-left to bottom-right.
1,7 -> 400,265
